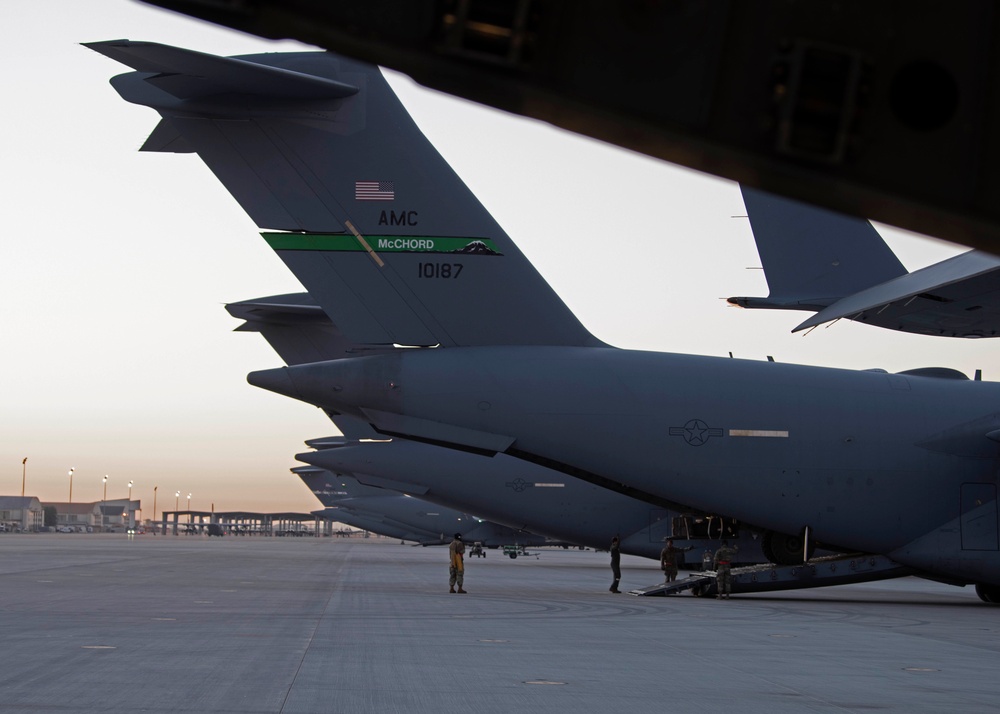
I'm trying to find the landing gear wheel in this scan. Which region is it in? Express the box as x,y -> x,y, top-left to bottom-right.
690,583 -> 712,598
509,552 -> 517,559
762,531 -> 815,565
976,583 -> 1000,603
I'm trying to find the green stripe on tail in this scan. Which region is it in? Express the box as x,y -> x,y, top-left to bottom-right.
262,233 -> 502,256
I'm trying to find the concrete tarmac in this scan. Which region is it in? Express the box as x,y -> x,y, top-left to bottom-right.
1,534 -> 997,713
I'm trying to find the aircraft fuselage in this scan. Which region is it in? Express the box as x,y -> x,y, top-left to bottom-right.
252,346 -> 1000,586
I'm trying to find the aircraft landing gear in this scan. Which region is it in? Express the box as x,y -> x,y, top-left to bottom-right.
975,583 -> 1000,603
762,530 -> 815,565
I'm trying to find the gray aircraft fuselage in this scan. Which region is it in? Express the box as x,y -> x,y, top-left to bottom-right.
299,440 -> 763,563
320,509 -> 436,544
229,294 -> 767,563
252,346 -> 1000,587
298,469 -> 544,547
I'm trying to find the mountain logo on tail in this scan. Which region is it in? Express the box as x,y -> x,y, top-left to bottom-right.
451,240 -> 500,255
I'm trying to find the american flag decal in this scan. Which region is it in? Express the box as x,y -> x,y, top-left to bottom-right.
355,180 -> 395,201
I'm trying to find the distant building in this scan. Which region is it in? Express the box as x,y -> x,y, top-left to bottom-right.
0,496 -> 43,532
44,502 -> 102,531
99,499 -> 141,531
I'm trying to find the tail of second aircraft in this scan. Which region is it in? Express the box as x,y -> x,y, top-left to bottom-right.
226,291 -> 392,441
87,40 -> 601,349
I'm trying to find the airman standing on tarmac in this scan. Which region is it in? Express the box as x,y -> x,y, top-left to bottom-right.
609,536 -> 622,593
660,539 -> 693,584
449,533 -> 467,593
714,540 -> 738,599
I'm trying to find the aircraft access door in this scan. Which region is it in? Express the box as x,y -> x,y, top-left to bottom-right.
960,483 -> 999,551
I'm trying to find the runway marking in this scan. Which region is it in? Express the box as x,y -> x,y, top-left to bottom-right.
479,639 -> 509,643
194,600 -> 213,604
82,646 -> 116,649
903,667 -> 939,672
525,681 -> 566,685
152,618 -> 176,621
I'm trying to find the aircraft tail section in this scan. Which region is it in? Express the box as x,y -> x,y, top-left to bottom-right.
89,40 -> 600,348
227,292 -> 391,441
226,293 -> 400,366
729,186 -> 907,312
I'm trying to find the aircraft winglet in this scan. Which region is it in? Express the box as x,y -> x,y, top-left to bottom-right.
731,185 -> 1000,338
730,186 -> 906,311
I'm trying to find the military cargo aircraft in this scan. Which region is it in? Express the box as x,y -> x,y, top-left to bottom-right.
89,41 -> 1000,601
229,292 -> 768,564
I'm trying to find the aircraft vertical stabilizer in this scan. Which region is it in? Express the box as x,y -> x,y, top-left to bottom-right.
87,40 -> 600,349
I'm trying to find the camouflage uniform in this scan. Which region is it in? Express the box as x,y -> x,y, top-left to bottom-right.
713,541 -> 737,599
609,537 -> 622,593
659,541 -> 692,583
449,534 -> 467,593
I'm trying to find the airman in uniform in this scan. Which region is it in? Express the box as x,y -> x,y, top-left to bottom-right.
713,539 -> 738,599
449,533 -> 467,593
609,536 -> 622,593
660,539 -> 693,584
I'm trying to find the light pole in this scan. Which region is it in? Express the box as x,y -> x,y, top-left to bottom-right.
175,491 -> 180,511
152,486 -> 158,532
21,457 -> 27,498
68,468 -> 74,503
187,493 -> 191,510
102,475 -> 108,531
127,480 -> 134,529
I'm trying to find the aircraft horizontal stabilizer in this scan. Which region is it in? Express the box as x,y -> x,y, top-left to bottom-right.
226,294 -> 328,324
83,40 -> 358,102
303,436 -> 355,449
290,466 -> 327,476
